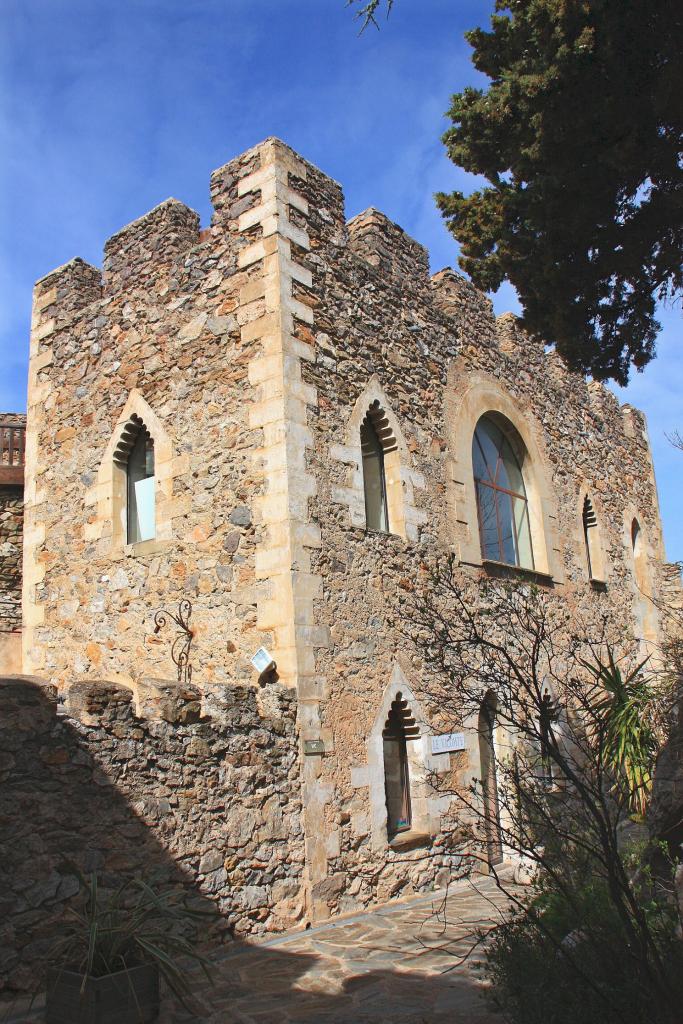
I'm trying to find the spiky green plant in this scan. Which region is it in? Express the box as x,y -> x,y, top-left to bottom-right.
587,649 -> 657,817
52,867 -> 212,1007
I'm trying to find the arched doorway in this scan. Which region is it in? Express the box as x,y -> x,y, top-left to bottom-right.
478,692 -> 503,866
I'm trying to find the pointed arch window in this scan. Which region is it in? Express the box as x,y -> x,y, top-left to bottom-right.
382,693 -> 419,837
631,518 -> 648,595
114,415 -> 156,544
361,401 -> 396,533
472,416 -> 534,569
478,691 -> 503,865
538,685 -> 559,787
361,411 -> 388,532
582,494 -> 606,583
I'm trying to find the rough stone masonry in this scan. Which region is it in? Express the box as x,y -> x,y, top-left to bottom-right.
0,138 -> 679,991
0,412 -> 25,673
0,676 -> 302,992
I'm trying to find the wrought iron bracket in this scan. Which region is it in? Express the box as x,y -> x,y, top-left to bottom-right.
153,599 -> 194,686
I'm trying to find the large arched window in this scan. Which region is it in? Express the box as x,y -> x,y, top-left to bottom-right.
382,693 -> 419,837
114,415 -> 156,544
472,415 -> 534,569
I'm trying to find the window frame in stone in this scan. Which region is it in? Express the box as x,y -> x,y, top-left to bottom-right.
582,494 -> 606,584
631,518 -> 649,596
538,686 -> 559,788
382,693 -> 420,838
477,690 -> 503,866
113,415 -> 156,546
361,407 -> 389,533
360,400 -> 401,536
472,415 -> 534,570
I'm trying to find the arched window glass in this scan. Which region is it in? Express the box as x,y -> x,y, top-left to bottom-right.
361,407 -> 389,533
631,518 -> 648,594
127,431 -> 155,544
473,416 -> 534,569
114,418 -> 156,545
382,694 -> 418,837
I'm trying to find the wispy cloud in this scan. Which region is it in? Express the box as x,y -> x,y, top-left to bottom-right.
2,0 -> 680,558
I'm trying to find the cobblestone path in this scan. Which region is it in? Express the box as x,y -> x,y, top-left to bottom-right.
163,875 -> 510,1023
1,875 -> 511,1024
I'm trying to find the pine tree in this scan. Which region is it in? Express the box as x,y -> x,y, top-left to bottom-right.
436,0 -> 682,384
348,0 -> 682,384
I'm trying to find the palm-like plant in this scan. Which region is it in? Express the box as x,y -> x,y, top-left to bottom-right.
588,650 -> 656,818
53,868 -> 212,1006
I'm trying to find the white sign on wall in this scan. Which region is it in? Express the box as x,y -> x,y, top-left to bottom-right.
431,732 -> 466,755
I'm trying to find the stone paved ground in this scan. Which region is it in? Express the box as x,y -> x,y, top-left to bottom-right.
1,875 -> 512,1024
162,875 -> 511,1024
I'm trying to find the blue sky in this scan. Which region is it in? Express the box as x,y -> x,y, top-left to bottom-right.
1,0 -> 680,559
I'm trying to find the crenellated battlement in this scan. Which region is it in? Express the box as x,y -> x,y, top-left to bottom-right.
103,197 -> 201,291
621,402 -> 648,441
20,138 -> 658,476
347,207 -> 430,289
495,310 -> 545,359
431,266 -> 493,320
33,256 -> 103,329
62,674 -> 293,728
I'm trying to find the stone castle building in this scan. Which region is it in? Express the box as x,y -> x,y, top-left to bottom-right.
0,138 -> 677,986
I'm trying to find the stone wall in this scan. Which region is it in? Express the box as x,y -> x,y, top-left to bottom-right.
0,404 -> 24,671
19,137 -> 678,928
0,411 -> 25,666
0,675 -> 304,993
0,486 -> 23,633
649,563 -> 683,859
22,159 -> 268,688
285,155 -> 675,912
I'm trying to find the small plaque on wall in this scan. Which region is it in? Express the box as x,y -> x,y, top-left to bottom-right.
431,732 -> 466,754
303,739 -> 325,755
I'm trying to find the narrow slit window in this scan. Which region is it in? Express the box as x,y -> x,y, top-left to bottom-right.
631,518 -> 648,594
127,431 -> 155,544
382,694 -> 418,837
583,495 -> 598,579
361,407 -> 389,533
538,689 -> 558,787
113,418 -> 156,545
478,692 -> 503,865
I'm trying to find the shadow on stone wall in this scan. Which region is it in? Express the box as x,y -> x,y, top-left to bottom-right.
0,675 -> 304,996
650,693 -> 683,857
0,676 -> 500,1023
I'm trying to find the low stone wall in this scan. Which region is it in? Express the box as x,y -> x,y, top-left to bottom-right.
0,485 -> 23,632
0,675 -> 304,993
0,485 -> 23,673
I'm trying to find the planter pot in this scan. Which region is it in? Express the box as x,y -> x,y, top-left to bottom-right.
46,963 -> 160,1024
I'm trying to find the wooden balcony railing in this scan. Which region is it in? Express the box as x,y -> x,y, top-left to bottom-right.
0,422 -> 26,485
